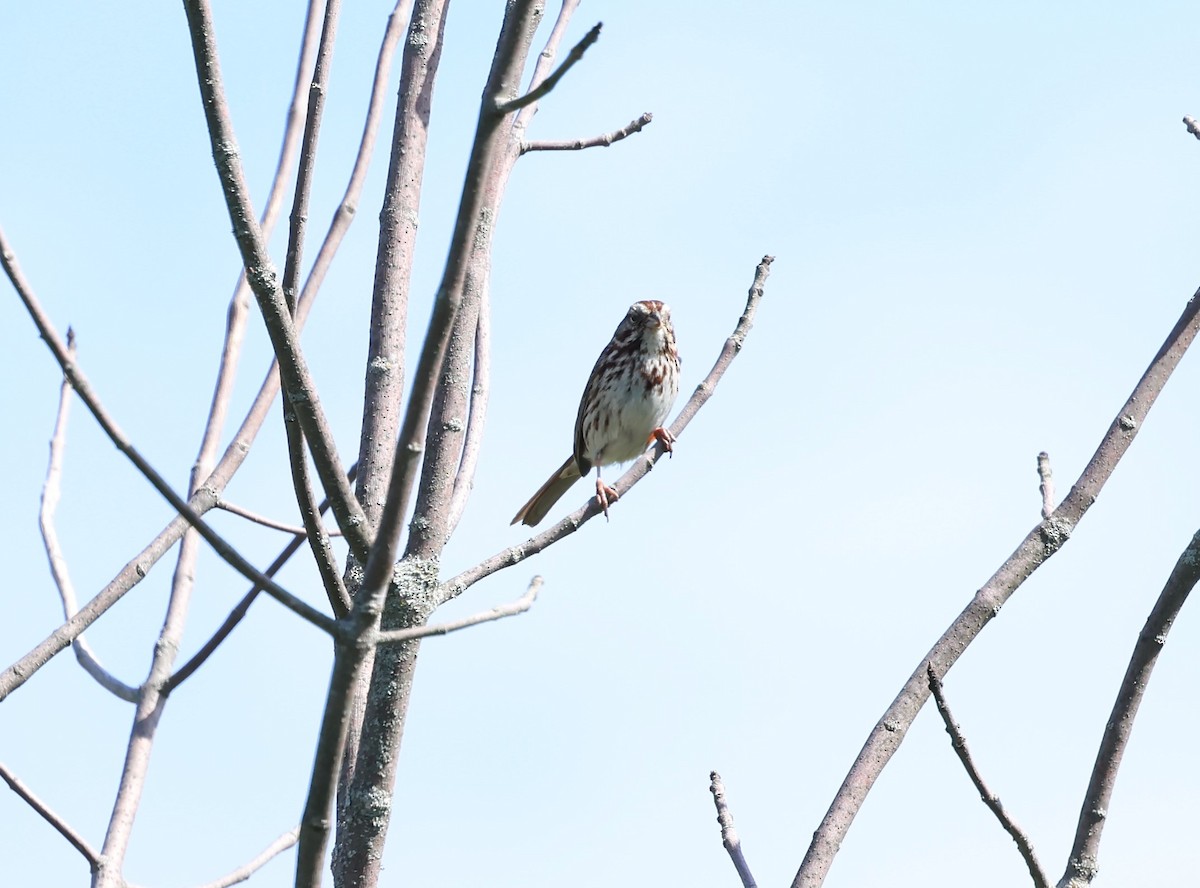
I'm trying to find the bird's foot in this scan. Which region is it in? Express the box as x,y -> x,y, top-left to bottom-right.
595,478 -> 619,521
649,426 -> 676,456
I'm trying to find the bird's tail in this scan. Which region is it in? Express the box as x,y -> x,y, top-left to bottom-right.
511,456 -> 582,526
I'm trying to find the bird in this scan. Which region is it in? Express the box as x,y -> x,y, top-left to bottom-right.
511,300 -> 681,527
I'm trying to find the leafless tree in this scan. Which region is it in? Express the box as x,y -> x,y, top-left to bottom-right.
1,2 -> 770,886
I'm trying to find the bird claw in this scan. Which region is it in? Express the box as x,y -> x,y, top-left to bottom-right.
595,479 -> 619,521
650,426 -> 675,457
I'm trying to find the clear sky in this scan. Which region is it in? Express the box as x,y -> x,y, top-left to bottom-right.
3,2 -> 1200,887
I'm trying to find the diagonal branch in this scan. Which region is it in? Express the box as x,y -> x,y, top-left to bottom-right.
187,826 -> 299,888
926,666 -> 1049,888
521,111 -> 653,153
440,255 -> 775,602
1058,528 -> 1200,888
39,330 -> 138,702
376,576 -> 541,643
0,227 -> 336,638
793,280 -> 1200,888
0,760 -> 100,872
493,21 -> 602,115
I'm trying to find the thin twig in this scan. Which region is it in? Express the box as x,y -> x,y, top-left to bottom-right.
1058,529 -> 1200,888
446,289 -> 491,532
215,499 -> 341,537
39,330 -> 138,702
1037,452 -> 1054,519
926,665 -> 1050,888
493,21 -> 602,115
441,255 -> 775,602
0,227 -> 336,638
709,771 -> 758,888
188,826 -> 299,888
376,577 -> 541,643
181,0 -> 371,562
794,279 -> 1200,888
275,0 -> 353,620
0,761 -> 100,872
166,464 -> 356,694
522,111 -> 653,153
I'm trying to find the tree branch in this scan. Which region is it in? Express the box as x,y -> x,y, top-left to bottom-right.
188,826 -> 299,888
926,665 -> 1049,888
215,499 -> 341,537
521,111 -> 653,153
493,21 -> 601,115
376,576 -> 540,643
709,771 -> 758,888
441,255 -> 775,602
0,761 -> 100,872
38,330 -> 138,702
354,0 -> 443,540
793,281 -> 1200,888
1058,528 -> 1200,888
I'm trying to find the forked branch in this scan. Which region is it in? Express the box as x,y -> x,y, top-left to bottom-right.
794,278 -> 1200,888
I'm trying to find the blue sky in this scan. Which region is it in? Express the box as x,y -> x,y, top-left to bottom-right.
4,2 -> 1200,886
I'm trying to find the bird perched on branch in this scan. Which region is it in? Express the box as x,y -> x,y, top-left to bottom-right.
512,300 -> 681,527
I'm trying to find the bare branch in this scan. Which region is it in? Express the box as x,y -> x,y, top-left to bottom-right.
355,0 -> 444,538
283,415 -> 353,617
0,761 -> 100,872
441,255 -> 775,602
793,280 -> 1200,888
493,21 -> 602,115
39,331 -> 138,702
1183,115 -> 1200,140
1058,528 -> 1200,888
709,771 -> 758,888
0,228 -> 336,641
926,665 -> 1050,888
215,499 -> 341,537
181,0 -> 371,561
377,576 -> 541,643
187,826 -> 299,888
522,111 -> 653,153
445,290 -> 491,532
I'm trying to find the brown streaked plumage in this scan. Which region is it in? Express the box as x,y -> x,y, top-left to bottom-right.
512,300 -> 681,527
